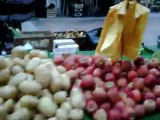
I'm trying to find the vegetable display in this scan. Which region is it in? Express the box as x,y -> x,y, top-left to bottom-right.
0,46 -> 160,120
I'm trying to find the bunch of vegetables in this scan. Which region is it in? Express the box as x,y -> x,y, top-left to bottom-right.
54,31 -> 86,39
0,46 -> 85,120
54,54 -> 160,120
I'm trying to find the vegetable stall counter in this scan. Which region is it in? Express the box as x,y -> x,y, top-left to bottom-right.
1,46 -> 160,120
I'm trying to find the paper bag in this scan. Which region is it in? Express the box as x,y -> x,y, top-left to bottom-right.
96,0 -> 150,61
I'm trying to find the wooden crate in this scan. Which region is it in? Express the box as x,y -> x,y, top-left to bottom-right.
14,31 -> 54,52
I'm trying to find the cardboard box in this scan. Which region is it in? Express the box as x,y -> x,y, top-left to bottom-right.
53,39 -> 75,48
53,44 -> 79,57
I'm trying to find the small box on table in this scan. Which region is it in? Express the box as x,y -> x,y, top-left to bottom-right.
53,39 -> 79,57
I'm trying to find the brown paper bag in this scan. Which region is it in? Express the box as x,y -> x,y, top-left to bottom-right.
96,0 -> 150,61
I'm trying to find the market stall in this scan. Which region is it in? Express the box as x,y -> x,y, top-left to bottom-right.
0,0 -> 160,120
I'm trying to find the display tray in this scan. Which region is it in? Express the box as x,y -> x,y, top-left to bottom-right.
53,31 -> 91,51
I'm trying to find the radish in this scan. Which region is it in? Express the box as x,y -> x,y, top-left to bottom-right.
134,105 -> 145,118
121,82 -> 134,95
121,109 -> 130,119
78,56 -> 93,67
54,56 -> 64,65
120,72 -> 127,78
108,109 -> 121,120
72,80 -> 81,89
137,65 -> 149,77
117,78 -> 127,87
112,63 -> 122,76
144,99 -> 156,113
105,62 -> 112,73
153,85 -> 160,97
80,65 -> 95,76
149,68 -> 160,76
92,54 -> 101,61
129,89 -> 141,102
156,76 -> 160,85
107,87 -> 121,103
121,106 -> 135,119
145,74 -> 156,88
74,54 -> 84,63
119,91 -> 127,101
93,56 -> 105,68
92,87 -> 107,105
156,98 -> 160,110
75,67 -> 85,77
86,100 -> 98,113
100,103 -> 111,113
133,57 -> 145,67
105,73 -> 115,82
63,57 -> 75,70
80,75 -> 95,90
124,98 -> 135,107
93,68 -> 103,78
133,78 -> 145,90
121,60 -> 132,72
128,71 -> 138,81
114,101 -> 125,111
143,92 -> 156,100
143,87 -> 151,93
147,58 -> 160,69
94,77 -> 105,88
125,107 -> 135,117
128,81 -> 134,87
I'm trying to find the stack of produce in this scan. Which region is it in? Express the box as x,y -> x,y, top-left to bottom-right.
0,46 -> 85,120
54,54 -> 160,120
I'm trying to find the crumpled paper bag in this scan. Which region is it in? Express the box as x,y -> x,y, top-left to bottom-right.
96,0 -> 150,61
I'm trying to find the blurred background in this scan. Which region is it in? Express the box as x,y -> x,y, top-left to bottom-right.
0,0 -> 160,54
